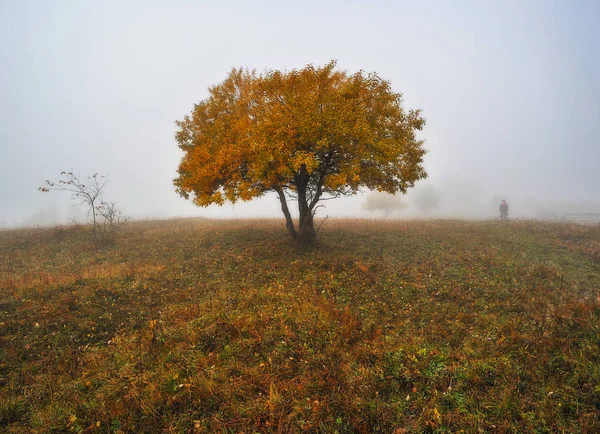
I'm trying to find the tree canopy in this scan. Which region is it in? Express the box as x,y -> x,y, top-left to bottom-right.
174,61 -> 427,244
363,191 -> 408,218
411,184 -> 440,215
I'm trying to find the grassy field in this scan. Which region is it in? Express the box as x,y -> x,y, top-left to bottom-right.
1,218 -> 599,433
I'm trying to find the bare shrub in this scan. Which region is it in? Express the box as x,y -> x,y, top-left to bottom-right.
96,201 -> 130,244
39,171 -> 129,244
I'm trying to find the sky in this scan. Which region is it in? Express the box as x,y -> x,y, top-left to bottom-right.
1,0 -> 599,227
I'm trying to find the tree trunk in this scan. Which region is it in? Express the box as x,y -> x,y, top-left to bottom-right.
297,211 -> 316,246
275,187 -> 297,240
91,198 -> 98,241
296,182 -> 316,247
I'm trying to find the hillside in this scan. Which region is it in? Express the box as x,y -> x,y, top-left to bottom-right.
1,219 -> 599,433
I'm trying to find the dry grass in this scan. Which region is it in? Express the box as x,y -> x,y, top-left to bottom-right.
1,218 -> 599,433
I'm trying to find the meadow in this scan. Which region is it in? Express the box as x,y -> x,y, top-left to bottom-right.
1,218 -> 599,433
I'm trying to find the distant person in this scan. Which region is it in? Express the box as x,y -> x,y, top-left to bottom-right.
500,200 -> 509,220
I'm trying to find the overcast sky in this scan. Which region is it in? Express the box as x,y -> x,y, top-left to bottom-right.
1,0 -> 599,227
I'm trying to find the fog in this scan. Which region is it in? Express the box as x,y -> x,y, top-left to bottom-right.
1,0 -> 599,228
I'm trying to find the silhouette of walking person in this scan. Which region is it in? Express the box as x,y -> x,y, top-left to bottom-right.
500,200 -> 509,220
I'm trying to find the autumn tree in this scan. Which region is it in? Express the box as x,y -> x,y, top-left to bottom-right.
174,61 -> 427,245
363,191 -> 408,218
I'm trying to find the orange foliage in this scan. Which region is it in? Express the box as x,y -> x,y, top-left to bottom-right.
174,61 -> 426,241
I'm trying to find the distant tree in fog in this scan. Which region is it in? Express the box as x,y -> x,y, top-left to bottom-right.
411,184 -> 440,215
363,191 -> 408,217
174,61 -> 427,246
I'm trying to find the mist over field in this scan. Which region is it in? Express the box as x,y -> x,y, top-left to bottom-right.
2,3 -> 600,431
10,184 -> 600,228
1,0 -> 599,226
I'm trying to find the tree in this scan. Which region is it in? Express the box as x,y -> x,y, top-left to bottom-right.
39,171 -> 128,243
363,191 -> 408,217
411,184 -> 440,215
174,61 -> 427,245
